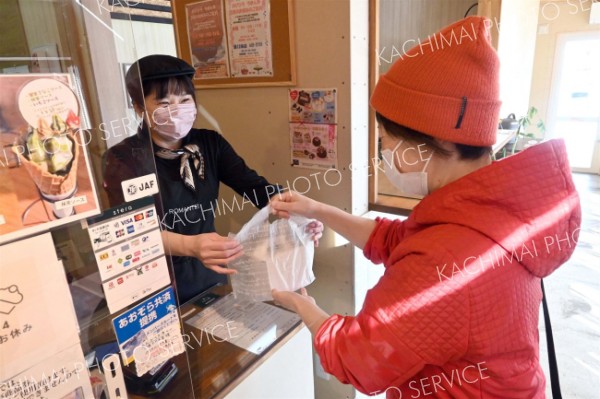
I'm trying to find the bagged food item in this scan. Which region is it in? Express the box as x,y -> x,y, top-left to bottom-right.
229,206 -> 315,301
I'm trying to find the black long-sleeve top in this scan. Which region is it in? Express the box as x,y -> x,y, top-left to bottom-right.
103,127 -> 279,303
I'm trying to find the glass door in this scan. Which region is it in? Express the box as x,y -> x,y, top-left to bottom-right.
546,31 -> 600,174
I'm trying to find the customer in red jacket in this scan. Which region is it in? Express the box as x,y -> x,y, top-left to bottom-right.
270,16 -> 581,398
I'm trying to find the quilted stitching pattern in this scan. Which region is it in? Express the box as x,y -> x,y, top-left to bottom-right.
315,140 -> 581,398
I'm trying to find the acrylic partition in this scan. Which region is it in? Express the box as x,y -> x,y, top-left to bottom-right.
0,1 -> 197,398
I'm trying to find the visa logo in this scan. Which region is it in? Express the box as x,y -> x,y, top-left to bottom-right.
120,218 -> 133,226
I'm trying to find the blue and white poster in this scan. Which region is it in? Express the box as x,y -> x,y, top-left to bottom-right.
112,287 -> 184,377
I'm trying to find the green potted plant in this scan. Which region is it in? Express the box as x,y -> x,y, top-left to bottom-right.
510,106 -> 546,155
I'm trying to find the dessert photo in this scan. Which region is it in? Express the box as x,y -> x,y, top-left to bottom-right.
0,74 -> 99,244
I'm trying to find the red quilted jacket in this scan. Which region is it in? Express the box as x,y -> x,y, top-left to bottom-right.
314,139 -> 581,398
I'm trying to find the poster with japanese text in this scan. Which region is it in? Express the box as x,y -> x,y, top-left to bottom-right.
86,197 -> 171,314
0,233 -> 82,383
112,287 -> 184,377
225,0 -> 273,77
0,344 -> 93,399
290,123 -> 338,170
289,89 -> 337,124
186,0 -> 230,79
0,74 -> 100,245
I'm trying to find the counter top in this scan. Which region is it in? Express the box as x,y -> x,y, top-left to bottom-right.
85,284 -> 304,399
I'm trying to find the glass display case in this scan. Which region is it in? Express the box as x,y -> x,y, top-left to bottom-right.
0,2 -> 307,398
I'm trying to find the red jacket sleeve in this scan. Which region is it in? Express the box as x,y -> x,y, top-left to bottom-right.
363,217 -> 408,265
313,253 -> 469,395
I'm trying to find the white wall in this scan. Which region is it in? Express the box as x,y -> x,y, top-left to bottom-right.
497,0 -> 541,117
529,0 -> 600,138
112,19 -> 177,63
200,1 -> 369,397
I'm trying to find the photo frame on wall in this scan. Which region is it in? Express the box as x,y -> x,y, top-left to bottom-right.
172,0 -> 296,89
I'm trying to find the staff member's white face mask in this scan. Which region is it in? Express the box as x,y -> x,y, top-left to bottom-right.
381,141 -> 430,198
151,103 -> 197,140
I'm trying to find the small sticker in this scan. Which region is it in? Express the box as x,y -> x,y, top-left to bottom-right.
55,195 -> 88,210
122,174 -> 159,202
0,215 -> 5,225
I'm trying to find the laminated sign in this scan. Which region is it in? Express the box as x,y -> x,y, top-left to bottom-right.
229,206 -> 315,301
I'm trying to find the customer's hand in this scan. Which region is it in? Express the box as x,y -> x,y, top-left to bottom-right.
271,287 -> 316,313
189,233 -> 243,274
270,191 -> 321,219
306,220 -> 324,247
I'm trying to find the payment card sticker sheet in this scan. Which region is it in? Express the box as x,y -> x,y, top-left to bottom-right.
112,287 -> 184,377
86,197 -> 170,314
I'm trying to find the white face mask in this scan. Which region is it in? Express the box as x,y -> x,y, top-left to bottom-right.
150,103 -> 197,140
381,141 -> 430,198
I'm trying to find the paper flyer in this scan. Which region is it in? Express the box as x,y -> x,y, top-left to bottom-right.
288,89 -> 337,124
0,233 -> 81,382
86,197 -> 171,314
112,287 -> 184,377
186,293 -> 300,355
290,123 -> 338,170
0,344 -> 93,399
225,0 -> 273,77
0,74 -> 100,245
186,0 -> 230,79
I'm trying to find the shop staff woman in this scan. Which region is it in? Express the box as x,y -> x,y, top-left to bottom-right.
271,17 -> 581,398
103,55 -> 322,303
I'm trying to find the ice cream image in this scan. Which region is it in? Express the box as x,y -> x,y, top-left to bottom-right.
14,111 -> 79,200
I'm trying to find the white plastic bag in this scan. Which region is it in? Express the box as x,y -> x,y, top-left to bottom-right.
229,206 -> 315,301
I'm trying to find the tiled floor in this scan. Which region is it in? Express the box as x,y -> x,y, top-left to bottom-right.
540,173 -> 600,398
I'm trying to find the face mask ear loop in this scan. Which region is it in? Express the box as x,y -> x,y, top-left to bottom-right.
389,140 -> 403,170
423,148 -> 434,172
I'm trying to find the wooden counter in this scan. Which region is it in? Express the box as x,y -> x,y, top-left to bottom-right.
84,284 -> 309,399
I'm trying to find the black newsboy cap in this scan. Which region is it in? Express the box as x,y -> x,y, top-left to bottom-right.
127,54 -> 195,83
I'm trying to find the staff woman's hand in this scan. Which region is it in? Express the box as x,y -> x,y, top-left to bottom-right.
270,191 -> 321,219
189,233 -> 243,274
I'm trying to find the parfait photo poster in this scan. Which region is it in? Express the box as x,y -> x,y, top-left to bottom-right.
0,74 -> 99,244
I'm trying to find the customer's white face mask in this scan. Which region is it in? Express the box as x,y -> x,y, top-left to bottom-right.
381,141 -> 430,198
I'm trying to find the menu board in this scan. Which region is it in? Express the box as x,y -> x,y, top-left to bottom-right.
0,74 -> 100,245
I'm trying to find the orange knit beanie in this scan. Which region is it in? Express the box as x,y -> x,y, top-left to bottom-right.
371,16 -> 501,146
